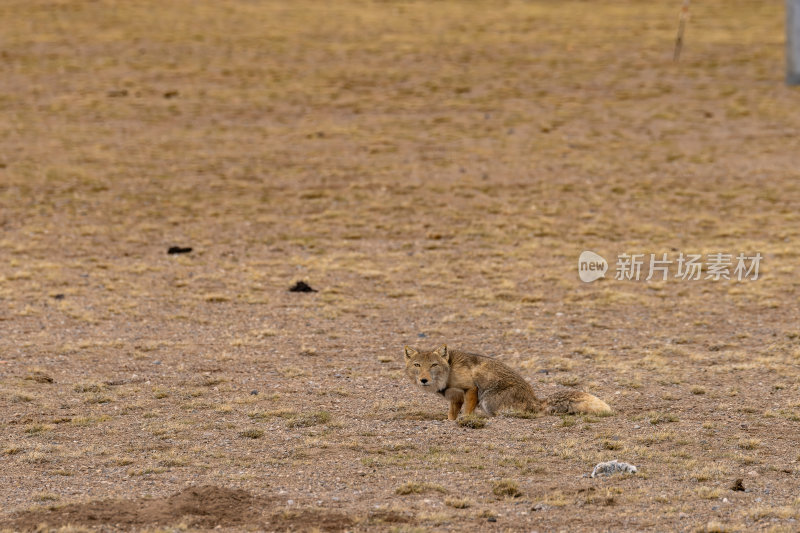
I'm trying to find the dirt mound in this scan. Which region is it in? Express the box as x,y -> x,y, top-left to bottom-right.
5,485 -> 263,531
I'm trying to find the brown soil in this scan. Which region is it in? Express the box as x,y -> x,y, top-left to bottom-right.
3,486 -> 263,531
2,0 -> 800,532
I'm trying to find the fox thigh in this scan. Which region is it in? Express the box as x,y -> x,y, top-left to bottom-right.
480,389 -> 529,416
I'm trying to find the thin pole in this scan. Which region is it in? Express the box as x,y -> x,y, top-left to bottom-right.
789,0 -> 800,84
674,0 -> 691,62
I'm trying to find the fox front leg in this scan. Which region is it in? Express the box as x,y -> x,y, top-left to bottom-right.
444,388 -> 465,421
464,387 -> 478,415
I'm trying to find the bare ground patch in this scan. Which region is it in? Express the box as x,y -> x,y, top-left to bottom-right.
2,486 -> 266,531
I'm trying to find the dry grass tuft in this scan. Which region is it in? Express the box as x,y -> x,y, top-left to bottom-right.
737,438 -> 760,450
445,498 -> 472,509
492,479 -> 522,498
239,428 -> 265,439
649,412 -> 679,425
285,411 -> 332,428
395,482 -> 447,495
456,415 -> 486,429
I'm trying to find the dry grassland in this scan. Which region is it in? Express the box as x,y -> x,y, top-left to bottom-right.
1,0 -> 799,531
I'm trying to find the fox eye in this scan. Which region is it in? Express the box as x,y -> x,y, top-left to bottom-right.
430,363 -> 439,367
413,363 -> 421,367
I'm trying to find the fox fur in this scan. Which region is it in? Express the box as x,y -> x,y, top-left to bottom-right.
404,344 -> 612,420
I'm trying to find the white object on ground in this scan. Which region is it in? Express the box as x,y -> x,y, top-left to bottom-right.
590,460 -> 638,478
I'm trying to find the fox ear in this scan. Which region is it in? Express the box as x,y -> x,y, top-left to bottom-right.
404,346 -> 418,359
433,344 -> 449,361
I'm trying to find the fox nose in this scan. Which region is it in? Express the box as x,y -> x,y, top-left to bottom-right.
420,378 -> 429,384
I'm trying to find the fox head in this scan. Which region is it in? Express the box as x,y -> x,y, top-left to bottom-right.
404,344 -> 451,391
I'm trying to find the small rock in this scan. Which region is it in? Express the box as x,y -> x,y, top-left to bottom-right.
731,478 -> 745,491
747,470 -> 758,477
167,246 -> 192,255
250,390 -> 258,395
52,293 -> 65,300
723,498 -> 729,503
289,281 -> 317,293
163,90 -> 179,98
679,512 -> 689,519
487,516 -> 497,522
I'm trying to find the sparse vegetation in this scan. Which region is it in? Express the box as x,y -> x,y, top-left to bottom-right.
445,498 -> 471,509
239,429 -> 265,439
395,482 -> 447,495
456,415 -> 486,429
0,0 -> 796,531
285,411 -> 332,428
738,438 -> 761,450
492,479 -> 522,498
649,412 -> 679,425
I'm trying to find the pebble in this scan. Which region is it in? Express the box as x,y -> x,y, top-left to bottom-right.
250,390 -> 258,395
679,512 -> 689,519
